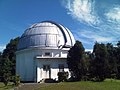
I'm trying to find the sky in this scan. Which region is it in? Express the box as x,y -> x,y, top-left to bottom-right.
0,0 -> 120,52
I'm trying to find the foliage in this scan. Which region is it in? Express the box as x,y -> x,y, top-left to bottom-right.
0,37 -> 19,84
57,72 -> 69,82
81,52 -> 91,81
0,52 -> 2,81
0,82 -> 14,90
90,42 -> 109,81
2,57 -> 11,86
12,75 -> 20,86
115,41 -> 120,79
67,40 -> 120,82
67,40 -> 85,81
3,74 -> 10,86
2,37 -> 19,76
106,43 -> 117,78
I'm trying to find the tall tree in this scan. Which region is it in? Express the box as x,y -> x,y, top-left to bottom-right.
106,43 -> 117,78
81,51 -> 91,80
1,37 -> 19,78
116,41 -> 120,79
67,40 -> 85,80
0,52 -> 2,80
91,42 -> 109,81
1,57 -> 11,85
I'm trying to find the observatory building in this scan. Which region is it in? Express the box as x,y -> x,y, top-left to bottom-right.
16,21 -> 75,82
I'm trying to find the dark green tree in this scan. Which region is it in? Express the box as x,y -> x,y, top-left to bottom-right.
0,52 -> 2,81
82,51 -> 92,80
0,37 -> 19,83
67,40 -> 85,81
106,43 -> 117,78
91,42 -> 109,81
2,57 -> 11,86
2,37 -> 19,76
115,41 -> 120,79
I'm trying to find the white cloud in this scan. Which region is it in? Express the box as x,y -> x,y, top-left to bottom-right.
80,30 -> 114,42
62,0 -> 120,49
93,36 -> 114,42
0,45 -> 5,52
105,6 -> 120,23
64,0 -> 99,25
85,49 -> 93,53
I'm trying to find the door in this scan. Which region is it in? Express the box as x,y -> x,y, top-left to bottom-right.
43,65 -> 51,79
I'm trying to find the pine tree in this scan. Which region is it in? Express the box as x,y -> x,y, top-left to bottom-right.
67,40 -> 85,81
91,42 -> 109,81
2,57 -> 11,86
2,37 -> 19,76
0,37 -> 19,83
106,43 -> 117,79
116,41 -> 120,79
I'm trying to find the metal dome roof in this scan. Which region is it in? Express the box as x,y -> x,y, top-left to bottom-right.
17,21 -> 75,50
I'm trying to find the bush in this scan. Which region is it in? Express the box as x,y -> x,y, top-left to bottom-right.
3,73 -> 10,86
57,72 -> 69,82
91,76 -> 105,82
12,75 -> 20,86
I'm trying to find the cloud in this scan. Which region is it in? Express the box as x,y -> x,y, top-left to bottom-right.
79,30 -> 114,42
64,0 -> 100,26
0,45 -> 5,52
93,36 -> 114,42
62,0 -> 120,46
85,49 -> 93,53
105,6 -> 120,23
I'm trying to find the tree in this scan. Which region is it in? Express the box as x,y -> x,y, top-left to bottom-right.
82,51 -> 92,80
91,42 -> 109,81
106,43 -> 117,79
2,37 -> 19,76
0,37 -> 19,83
67,40 -> 85,81
115,41 -> 120,79
2,57 -> 11,86
0,52 -> 2,81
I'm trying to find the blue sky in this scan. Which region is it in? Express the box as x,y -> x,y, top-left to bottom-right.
0,0 -> 120,51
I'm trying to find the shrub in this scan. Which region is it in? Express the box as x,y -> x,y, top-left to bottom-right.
57,72 -> 69,82
12,75 -> 20,86
3,73 -> 10,86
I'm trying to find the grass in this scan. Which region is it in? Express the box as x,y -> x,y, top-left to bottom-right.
1,79 -> 120,90
36,79 -> 120,90
0,82 -> 14,90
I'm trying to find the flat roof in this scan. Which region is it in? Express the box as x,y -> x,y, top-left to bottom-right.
36,56 -> 66,59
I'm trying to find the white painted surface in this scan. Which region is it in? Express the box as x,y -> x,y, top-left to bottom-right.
16,48 -> 70,82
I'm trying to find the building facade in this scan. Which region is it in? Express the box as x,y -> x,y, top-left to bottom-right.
16,21 -> 75,82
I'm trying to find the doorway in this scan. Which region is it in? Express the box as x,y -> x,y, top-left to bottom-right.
43,65 -> 51,79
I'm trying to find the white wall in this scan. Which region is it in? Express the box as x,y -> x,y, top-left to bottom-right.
16,50 -> 35,81
36,58 -> 69,82
16,48 -> 70,82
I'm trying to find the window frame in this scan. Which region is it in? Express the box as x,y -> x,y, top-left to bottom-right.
59,64 -> 64,72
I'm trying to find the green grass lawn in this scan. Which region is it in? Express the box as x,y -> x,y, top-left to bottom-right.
36,79 -> 120,90
1,79 -> 120,90
0,82 -> 14,90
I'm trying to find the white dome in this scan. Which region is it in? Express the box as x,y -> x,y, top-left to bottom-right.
17,21 -> 75,50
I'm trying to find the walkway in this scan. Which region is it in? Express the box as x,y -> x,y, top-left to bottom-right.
14,83 -> 57,90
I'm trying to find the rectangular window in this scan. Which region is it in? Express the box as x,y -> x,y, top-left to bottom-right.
45,52 -> 50,56
59,64 -> 64,72
43,65 -> 50,71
